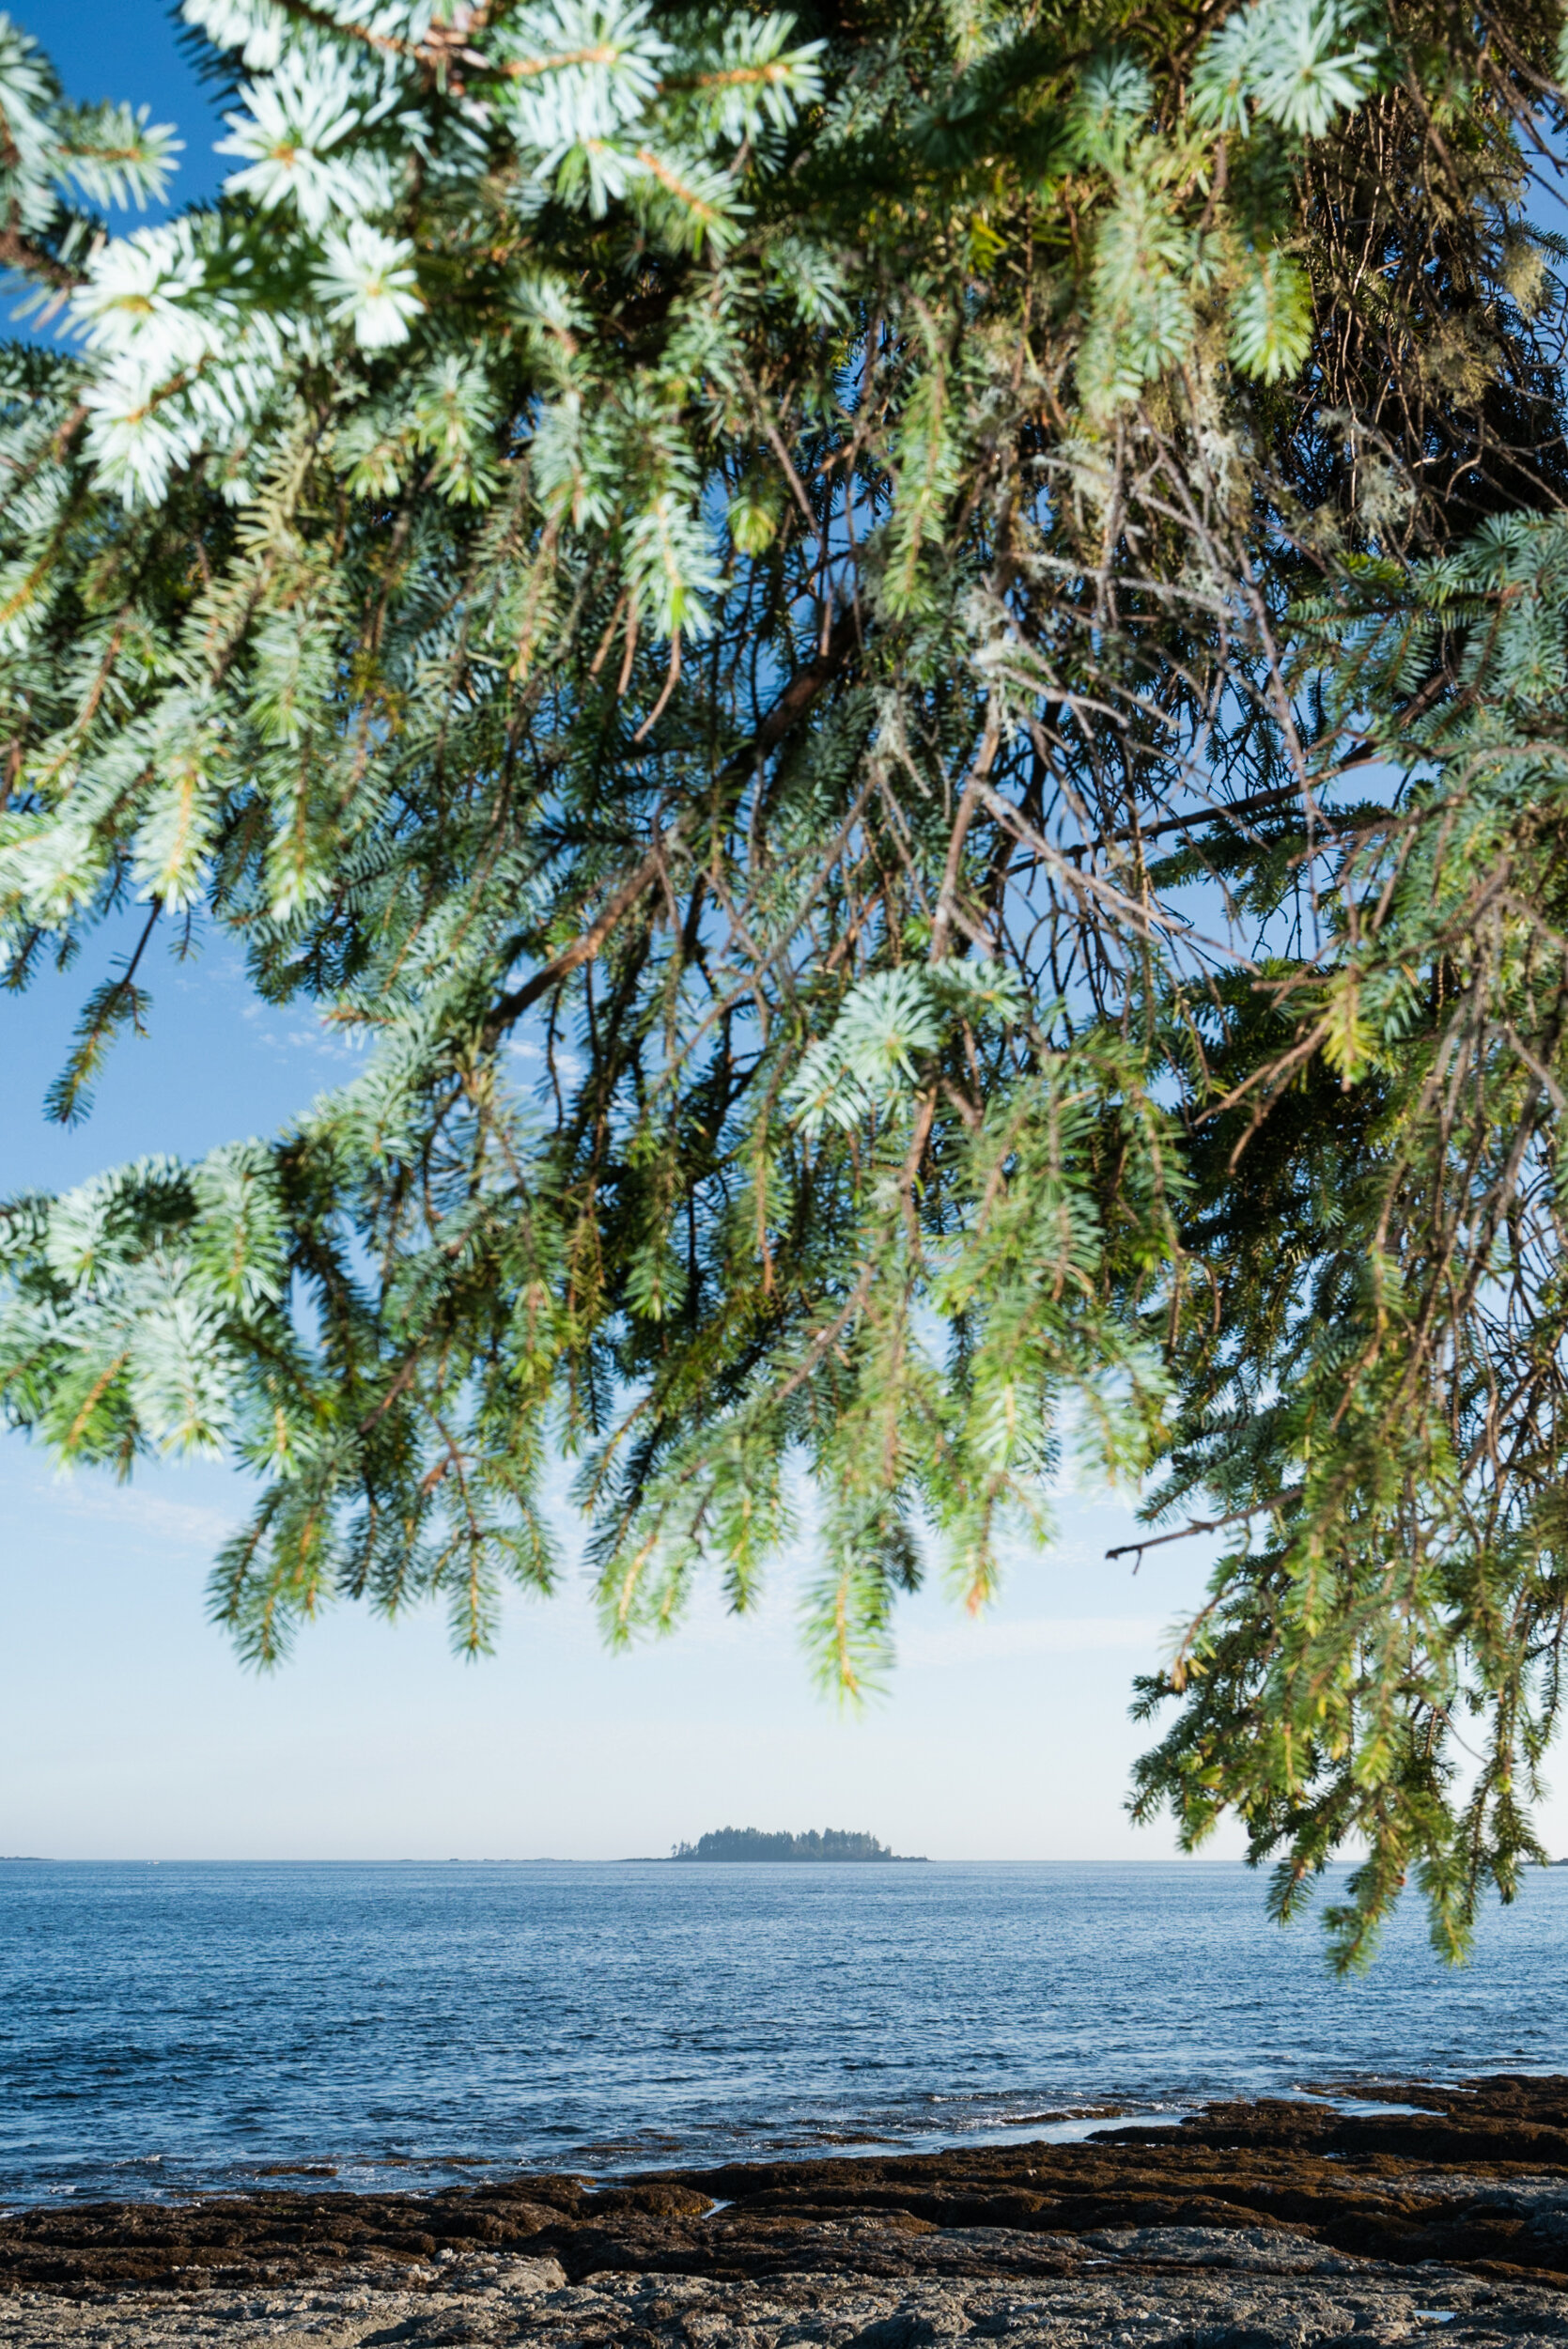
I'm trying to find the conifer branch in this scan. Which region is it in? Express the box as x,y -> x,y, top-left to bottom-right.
0,0 -> 1563,1965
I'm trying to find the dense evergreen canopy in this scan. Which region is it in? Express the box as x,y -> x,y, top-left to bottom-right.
2,0 -> 1568,1962
670,1827 -> 912,1858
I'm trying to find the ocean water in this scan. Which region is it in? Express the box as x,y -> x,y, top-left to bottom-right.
3,1859 -> 1566,2207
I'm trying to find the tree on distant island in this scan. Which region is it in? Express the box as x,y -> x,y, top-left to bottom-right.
669,1828 -> 925,1862
2,0 -> 1567,1969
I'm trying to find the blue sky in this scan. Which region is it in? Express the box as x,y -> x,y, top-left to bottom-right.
4,0 -> 1564,1876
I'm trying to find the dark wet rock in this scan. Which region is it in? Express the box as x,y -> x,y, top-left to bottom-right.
8,2077 -> 1568,2326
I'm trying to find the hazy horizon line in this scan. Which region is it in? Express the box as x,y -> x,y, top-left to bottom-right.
0,1852 -> 1267,1867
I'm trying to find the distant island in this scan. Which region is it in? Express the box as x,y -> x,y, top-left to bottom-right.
669,1827 -> 927,1862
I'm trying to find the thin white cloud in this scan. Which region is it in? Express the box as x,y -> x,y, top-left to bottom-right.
238,1000 -> 368,1059
898,1612 -> 1171,1669
39,1478 -> 239,1549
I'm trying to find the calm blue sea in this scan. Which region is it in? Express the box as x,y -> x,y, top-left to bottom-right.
2,1859 -> 1566,2207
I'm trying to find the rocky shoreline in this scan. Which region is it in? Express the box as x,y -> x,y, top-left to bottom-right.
8,2077 -> 1568,2347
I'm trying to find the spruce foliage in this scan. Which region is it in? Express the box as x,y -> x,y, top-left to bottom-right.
1,0 -> 1567,1962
